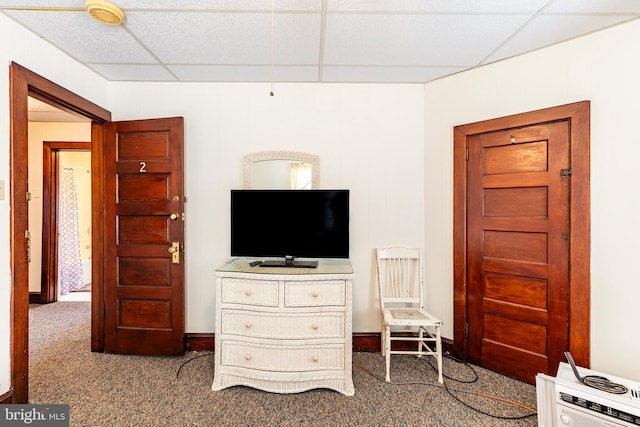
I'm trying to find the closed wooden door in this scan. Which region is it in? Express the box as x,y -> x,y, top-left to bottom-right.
465,122 -> 570,383
103,117 -> 185,355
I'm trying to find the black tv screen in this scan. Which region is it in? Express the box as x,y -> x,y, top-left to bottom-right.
231,189 -> 349,259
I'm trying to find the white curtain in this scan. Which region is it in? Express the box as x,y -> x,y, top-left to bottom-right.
58,167 -> 84,295
290,162 -> 312,189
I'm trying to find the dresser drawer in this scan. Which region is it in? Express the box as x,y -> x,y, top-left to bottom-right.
221,278 -> 278,307
284,280 -> 345,307
221,341 -> 345,371
221,309 -> 345,339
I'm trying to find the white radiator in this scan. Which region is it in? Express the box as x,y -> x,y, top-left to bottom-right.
536,362 -> 640,426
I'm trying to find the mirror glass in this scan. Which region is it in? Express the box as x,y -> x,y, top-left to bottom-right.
244,151 -> 319,189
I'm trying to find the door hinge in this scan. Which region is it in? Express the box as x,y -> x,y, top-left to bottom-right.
26,192 -> 32,202
560,168 -> 572,178
465,146 -> 469,161
465,322 -> 469,338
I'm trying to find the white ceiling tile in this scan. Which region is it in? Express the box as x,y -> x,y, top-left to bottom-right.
486,14 -> 635,63
327,0 -> 551,13
88,64 -> 177,81
0,0 -> 321,12
324,14 -> 532,66
543,0 -> 640,14
169,65 -> 318,82
322,66 -> 468,83
3,10 -> 157,63
0,1 -> 83,10
126,11 -> 321,65
114,0 -> 322,12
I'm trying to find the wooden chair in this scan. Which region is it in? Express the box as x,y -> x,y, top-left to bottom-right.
376,247 -> 443,383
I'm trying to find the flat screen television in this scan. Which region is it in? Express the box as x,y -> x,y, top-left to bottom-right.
231,189 -> 349,266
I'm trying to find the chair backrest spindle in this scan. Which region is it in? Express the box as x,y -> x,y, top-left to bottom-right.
376,247 -> 424,309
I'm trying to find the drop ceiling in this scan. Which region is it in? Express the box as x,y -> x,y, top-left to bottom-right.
2,0 -> 639,84
0,0 -> 640,87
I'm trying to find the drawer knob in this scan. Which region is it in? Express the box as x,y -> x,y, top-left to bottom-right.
245,289 -> 252,296
245,354 -> 252,361
312,291 -> 319,297
312,355 -> 319,362
312,323 -> 319,330
245,322 -> 252,328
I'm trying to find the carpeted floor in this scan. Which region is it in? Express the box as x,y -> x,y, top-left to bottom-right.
28,302 -> 538,426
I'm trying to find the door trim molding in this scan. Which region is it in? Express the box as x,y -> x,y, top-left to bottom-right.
9,62 -> 111,402
452,101 -> 590,369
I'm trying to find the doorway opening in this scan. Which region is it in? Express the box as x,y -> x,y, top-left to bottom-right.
27,98 -> 93,304
9,62 -> 111,403
39,142 -> 92,303
57,150 -> 92,301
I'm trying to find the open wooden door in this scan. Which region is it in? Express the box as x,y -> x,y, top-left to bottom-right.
103,117 -> 185,355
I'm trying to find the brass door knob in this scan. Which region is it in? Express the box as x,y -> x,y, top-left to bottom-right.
168,242 -> 180,263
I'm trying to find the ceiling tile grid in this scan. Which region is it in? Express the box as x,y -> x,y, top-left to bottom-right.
1,0 -> 639,83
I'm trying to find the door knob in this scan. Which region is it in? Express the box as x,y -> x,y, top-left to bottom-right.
170,213 -> 179,220
168,242 -> 180,263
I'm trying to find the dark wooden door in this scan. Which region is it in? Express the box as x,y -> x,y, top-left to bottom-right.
104,117 -> 185,355
466,121 -> 571,383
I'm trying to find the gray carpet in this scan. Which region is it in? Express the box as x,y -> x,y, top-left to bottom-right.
28,302 -> 537,426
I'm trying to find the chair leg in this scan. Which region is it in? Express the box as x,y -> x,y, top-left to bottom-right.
384,325 -> 391,382
417,327 -> 424,357
436,325 -> 443,384
380,320 -> 386,357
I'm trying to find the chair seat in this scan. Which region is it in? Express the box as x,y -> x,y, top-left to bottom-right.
383,307 -> 443,326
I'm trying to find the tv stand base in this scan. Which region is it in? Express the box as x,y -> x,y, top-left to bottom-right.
260,259 -> 318,268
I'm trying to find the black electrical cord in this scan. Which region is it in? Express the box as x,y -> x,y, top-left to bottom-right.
442,379 -> 537,421
175,351 -> 214,381
582,376 -> 629,394
422,354 -> 537,420
565,352 -> 629,394
425,353 -> 478,384
352,346 -> 536,421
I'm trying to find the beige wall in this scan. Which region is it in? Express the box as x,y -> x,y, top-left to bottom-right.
108,82 -> 426,335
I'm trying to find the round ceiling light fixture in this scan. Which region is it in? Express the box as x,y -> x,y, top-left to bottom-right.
85,0 -> 125,25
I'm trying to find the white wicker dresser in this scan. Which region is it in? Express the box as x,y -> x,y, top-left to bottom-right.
212,258 -> 354,396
